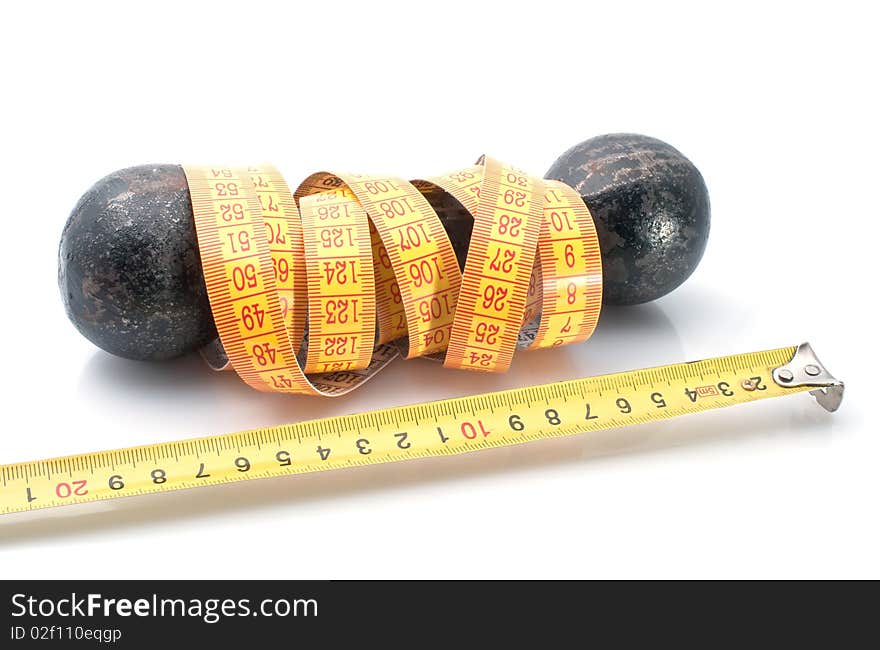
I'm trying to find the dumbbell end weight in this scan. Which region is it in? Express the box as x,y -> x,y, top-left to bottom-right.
545,133 -> 710,307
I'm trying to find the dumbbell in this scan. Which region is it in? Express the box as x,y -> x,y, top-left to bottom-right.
58,133 -> 710,362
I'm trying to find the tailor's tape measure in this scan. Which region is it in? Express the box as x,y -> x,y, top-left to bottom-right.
183,157 -> 601,396
0,343 -> 843,515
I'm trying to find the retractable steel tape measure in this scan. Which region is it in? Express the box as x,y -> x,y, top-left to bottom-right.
0,342 -> 842,514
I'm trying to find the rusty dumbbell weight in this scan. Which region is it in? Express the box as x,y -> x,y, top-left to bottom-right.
58,133 -> 710,363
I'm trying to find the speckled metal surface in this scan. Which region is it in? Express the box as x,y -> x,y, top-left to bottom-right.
545,133 -> 710,305
58,165 -> 216,361
422,190 -> 473,270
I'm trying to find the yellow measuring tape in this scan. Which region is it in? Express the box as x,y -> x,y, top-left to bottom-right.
0,343 -> 843,514
184,158 -> 602,395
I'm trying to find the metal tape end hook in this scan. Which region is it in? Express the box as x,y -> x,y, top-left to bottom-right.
772,342 -> 844,412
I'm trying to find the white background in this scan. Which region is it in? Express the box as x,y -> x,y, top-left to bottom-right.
0,1 -> 875,579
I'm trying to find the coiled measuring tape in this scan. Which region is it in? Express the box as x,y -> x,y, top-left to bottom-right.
0,343 -> 842,514
184,157 -> 602,395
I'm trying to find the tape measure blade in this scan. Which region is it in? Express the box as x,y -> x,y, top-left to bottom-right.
0,345 -> 835,515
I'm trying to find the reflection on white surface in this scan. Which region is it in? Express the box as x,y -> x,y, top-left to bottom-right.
72,302 -> 687,438
0,297 -> 843,548
0,388 -> 836,547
